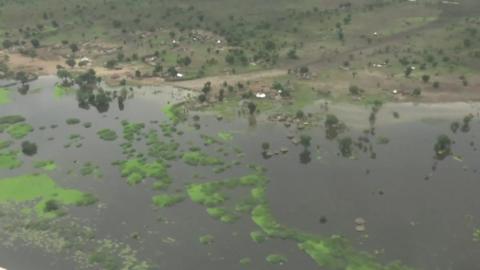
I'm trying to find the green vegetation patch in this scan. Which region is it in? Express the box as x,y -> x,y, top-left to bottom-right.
163,104 -> 186,123
217,132 -> 234,141
0,115 -> 25,125
199,234 -> 215,245
118,158 -> 170,187
121,120 -> 145,141
66,118 -> 81,125
146,130 -> 179,160
250,230 -> 268,243
298,238 -> 412,270
266,254 -> 288,265
0,140 -> 12,150
0,174 -> 95,218
34,160 -> 57,171
239,257 -> 251,265
206,207 -> 239,223
0,88 -> 11,105
182,150 -> 223,166
97,129 -> 118,141
80,162 -> 103,178
88,239 -> 150,270
65,133 -> 84,148
474,228 -> 480,242
54,85 -> 75,99
187,182 -> 228,207
6,123 -> 33,139
0,151 -> 22,169
152,194 -> 184,207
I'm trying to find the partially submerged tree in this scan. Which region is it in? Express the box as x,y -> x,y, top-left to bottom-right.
434,135 -> 452,160
22,141 -> 37,156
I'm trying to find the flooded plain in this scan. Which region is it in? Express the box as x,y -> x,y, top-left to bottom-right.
0,77 -> 480,270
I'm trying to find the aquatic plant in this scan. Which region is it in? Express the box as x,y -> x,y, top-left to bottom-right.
152,194 -> 184,207
0,174 -> 96,218
0,139 -> 12,150
0,150 -> 22,169
146,130 -> 179,160
0,115 -> 25,125
97,129 -> 118,141
80,162 -> 103,178
6,122 -> 33,139
66,118 -> 81,125
218,132 -> 233,141
0,88 -> 11,104
199,234 -> 215,245
163,104 -> 186,123
54,85 -> 75,99
121,120 -> 145,141
182,151 -> 223,166
250,230 -> 267,243
266,254 -> 288,265
239,257 -> 251,265
118,158 -> 170,187
300,135 -> 312,149
474,228 -> 480,242
338,137 -> 353,158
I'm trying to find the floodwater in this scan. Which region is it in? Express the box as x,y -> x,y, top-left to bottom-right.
0,76 -> 479,270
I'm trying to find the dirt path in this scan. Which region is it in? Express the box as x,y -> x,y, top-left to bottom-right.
167,69 -> 287,90
0,52 -> 63,75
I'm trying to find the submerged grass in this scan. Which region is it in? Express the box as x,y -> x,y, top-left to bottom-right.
54,85 -> 75,99
80,162 -> 103,178
199,234 -> 215,245
0,115 -> 25,125
0,88 -> 11,105
217,132 -> 234,141
266,254 -> 288,265
0,174 -> 95,218
185,165 -> 413,270
182,150 -> 223,166
118,158 -> 170,187
163,104 -> 186,123
0,150 -> 22,169
34,160 -> 57,171
97,129 -> 118,141
121,120 -> 145,141
6,123 -> 33,139
152,194 -> 184,207
0,140 -> 12,150
66,118 -> 81,125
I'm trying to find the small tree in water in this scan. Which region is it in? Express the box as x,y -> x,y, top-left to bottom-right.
247,102 -> 257,115
21,141 -> 37,156
300,135 -> 312,148
261,142 -> 270,152
434,135 -> 452,160
338,137 -> 353,158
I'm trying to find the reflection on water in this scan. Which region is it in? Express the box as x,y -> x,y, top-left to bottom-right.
0,76 -> 480,270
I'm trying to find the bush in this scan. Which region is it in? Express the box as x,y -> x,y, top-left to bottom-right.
412,88 -> 422,96
21,141 -> 37,156
44,199 -> 61,212
349,85 -> 363,96
66,118 -> 81,125
434,134 -> 452,160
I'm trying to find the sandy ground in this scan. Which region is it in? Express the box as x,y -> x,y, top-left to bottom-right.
3,50 -> 479,103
